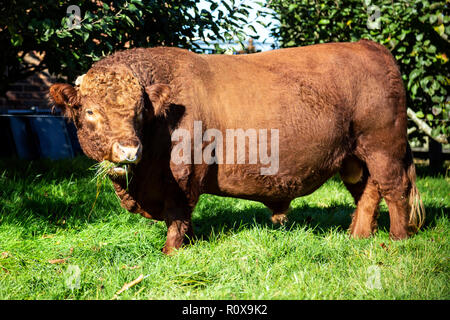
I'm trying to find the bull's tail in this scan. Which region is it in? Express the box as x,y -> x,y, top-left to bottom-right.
406,144 -> 425,233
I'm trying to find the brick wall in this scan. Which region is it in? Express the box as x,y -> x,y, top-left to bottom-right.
0,51 -> 57,113
0,70 -> 55,112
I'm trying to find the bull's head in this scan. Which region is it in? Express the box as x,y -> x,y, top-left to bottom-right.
49,65 -> 171,175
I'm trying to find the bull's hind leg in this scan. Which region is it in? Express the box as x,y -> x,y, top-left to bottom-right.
364,152 -> 413,239
265,201 -> 291,225
340,156 -> 381,238
345,178 -> 381,238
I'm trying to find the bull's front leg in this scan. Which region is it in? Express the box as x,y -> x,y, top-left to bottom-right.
162,205 -> 194,255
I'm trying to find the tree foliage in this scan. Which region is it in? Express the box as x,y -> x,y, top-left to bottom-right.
0,0 -> 253,94
267,0 -> 449,142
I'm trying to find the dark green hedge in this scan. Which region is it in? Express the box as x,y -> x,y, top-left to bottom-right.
1,0 -> 250,94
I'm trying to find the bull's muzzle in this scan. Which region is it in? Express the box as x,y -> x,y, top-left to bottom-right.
112,141 -> 142,164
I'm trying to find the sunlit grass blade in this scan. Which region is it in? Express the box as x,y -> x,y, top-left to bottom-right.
90,160 -> 130,189
90,160 -> 116,182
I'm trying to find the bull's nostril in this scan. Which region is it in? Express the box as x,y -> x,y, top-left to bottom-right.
125,154 -> 138,162
113,142 -> 141,163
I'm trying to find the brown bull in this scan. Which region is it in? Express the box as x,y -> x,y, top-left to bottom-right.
50,39 -> 424,254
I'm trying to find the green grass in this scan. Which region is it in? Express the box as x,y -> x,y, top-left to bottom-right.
0,157 -> 448,300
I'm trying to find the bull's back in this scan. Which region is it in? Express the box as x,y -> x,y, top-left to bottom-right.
180,41 -> 400,199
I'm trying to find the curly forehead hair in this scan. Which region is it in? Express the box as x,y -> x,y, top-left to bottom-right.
79,65 -> 143,107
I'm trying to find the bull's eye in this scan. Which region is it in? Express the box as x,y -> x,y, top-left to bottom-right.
86,110 -> 94,115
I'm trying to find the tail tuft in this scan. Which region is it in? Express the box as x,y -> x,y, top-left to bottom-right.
406,145 -> 425,233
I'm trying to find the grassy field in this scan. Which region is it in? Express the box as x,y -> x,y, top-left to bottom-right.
0,157 -> 448,300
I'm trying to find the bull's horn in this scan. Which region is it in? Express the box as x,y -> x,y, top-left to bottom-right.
75,74 -> 86,86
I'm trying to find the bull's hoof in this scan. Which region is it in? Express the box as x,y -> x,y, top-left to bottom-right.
162,246 -> 176,255
389,231 -> 409,240
162,240 -> 192,255
271,213 -> 288,225
349,231 -> 373,239
348,226 -> 376,239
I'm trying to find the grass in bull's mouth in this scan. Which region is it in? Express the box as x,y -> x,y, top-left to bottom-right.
88,160 -> 130,220
91,160 -> 118,181
91,160 -> 130,188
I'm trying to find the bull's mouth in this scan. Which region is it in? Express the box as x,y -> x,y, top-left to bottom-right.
108,163 -> 130,177
92,160 -> 131,181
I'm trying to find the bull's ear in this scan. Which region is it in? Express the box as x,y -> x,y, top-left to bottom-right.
144,83 -> 172,117
49,83 -> 80,119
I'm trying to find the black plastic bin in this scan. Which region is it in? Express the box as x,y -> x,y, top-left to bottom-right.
0,109 -> 82,160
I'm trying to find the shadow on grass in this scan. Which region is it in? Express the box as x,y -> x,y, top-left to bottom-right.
0,156 -> 121,235
192,203 -> 351,240
0,156 -> 96,181
192,196 -> 447,241
0,189 -> 123,236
